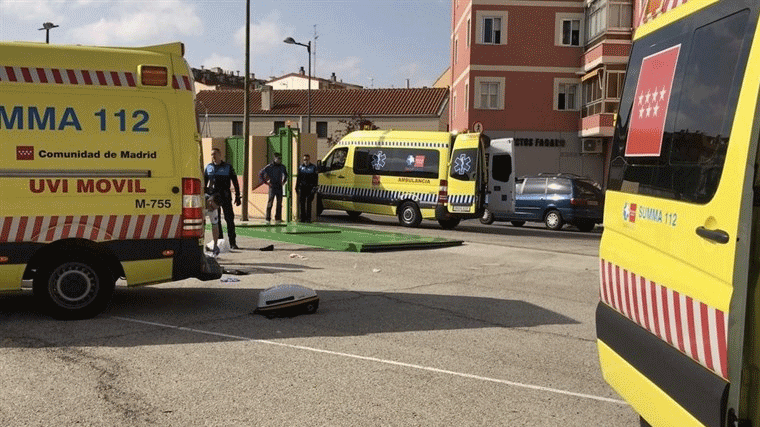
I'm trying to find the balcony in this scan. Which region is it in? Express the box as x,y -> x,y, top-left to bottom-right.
580,112 -> 616,137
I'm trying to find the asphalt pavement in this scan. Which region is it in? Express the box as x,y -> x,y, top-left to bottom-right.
0,218 -> 637,426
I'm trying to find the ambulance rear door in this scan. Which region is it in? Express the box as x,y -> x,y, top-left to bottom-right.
448,133 -> 485,214
486,138 -> 516,215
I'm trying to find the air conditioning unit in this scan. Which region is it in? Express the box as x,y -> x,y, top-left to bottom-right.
582,138 -> 603,154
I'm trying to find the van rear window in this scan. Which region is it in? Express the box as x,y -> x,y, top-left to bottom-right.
607,6 -> 752,203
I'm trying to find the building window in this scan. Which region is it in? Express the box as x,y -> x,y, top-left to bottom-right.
483,17 -> 501,44
609,2 -> 633,28
316,121 -> 328,138
273,121 -> 285,134
467,18 -> 471,47
454,39 -> 459,64
453,93 -> 457,119
561,19 -> 581,46
582,77 -> 603,117
604,71 -> 625,113
232,121 -> 243,136
586,0 -> 607,41
557,82 -> 579,111
606,71 -> 625,99
480,82 -> 500,109
464,82 -> 469,111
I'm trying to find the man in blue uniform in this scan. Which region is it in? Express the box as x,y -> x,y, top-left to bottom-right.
204,148 -> 241,249
258,152 -> 288,222
296,154 -> 318,222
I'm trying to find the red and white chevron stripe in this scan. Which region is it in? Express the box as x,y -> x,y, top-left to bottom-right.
639,0 -> 690,26
599,258 -> 728,380
0,66 -> 192,91
0,215 -> 182,243
172,74 -> 192,91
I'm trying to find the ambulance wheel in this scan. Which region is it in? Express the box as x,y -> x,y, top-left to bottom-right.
346,211 -> 362,221
639,416 -> 652,427
510,221 -> 525,227
438,218 -> 461,229
305,300 -> 319,314
316,197 -> 324,216
479,208 -> 494,225
33,256 -> 115,320
544,210 -> 564,230
575,220 -> 595,232
398,202 -> 422,228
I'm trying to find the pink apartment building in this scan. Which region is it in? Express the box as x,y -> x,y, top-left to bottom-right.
450,0 -> 635,185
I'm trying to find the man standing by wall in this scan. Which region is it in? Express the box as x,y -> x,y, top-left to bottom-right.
296,154 -> 318,222
204,148 -> 241,249
258,152 -> 288,222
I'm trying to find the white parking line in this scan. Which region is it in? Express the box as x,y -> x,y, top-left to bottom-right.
114,316 -> 627,406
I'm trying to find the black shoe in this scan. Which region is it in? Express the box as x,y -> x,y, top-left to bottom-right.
230,243 -> 239,250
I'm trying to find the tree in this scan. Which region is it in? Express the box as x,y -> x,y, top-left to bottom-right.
327,113 -> 378,146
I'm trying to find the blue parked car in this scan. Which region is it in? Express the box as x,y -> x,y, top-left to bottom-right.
480,173 -> 604,232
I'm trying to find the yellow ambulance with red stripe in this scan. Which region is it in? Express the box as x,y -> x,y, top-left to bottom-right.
0,41 -> 221,319
596,0 -> 760,425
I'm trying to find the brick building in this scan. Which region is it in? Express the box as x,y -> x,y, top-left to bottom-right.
450,0 -> 635,185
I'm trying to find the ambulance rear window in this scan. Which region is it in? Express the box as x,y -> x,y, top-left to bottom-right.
450,148 -> 478,181
607,7 -> 752,203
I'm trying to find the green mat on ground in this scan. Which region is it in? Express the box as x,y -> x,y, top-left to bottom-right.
210,222 -> 462,252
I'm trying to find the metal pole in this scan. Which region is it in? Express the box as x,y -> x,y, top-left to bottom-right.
46,30 -> 50,44
307,41 -> 311,134
242,0 -> 251,221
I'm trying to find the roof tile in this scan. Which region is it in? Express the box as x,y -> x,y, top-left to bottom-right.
196,87 -> 449,116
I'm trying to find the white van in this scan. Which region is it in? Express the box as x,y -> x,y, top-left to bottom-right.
481,138 -> 516,222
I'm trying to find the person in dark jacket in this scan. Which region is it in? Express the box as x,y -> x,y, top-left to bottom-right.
258,152 -> 288,222
204,148 -> 241,249
296,154 -> 318,222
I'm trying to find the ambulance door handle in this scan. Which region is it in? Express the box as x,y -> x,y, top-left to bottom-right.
696,226 -> 730,244
337,175 -> 345,179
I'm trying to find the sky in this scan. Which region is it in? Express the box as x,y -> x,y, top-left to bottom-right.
0,0 -> 452,88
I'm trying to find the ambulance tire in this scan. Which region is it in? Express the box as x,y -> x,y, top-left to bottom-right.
33,256 -> 115,320
639,416 -> 652,427
574,220 -> 595,232
346,211 -> 362,221
438,218 -> 461,229
398,202 -> 422,228
479,208 -> 494,225
510,221 -> 525,227
544,210 -> 564,230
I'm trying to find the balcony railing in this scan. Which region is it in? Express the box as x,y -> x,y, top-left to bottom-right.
582,99 -> 620,118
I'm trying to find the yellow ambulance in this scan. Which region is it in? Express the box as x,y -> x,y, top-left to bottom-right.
317,130 -> 487,229
596,0 -> 760,425
0,41 -> 221,319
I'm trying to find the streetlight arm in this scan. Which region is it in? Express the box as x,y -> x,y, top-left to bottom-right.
283,37 -> 310,51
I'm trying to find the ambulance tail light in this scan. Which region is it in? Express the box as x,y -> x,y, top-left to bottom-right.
438,179 -> 449,204
182,178 -> 203,238
141,66 -> 168,86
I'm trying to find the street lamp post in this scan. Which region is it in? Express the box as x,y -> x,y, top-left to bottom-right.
38,22 -> 59,44
242,0 -> 251,221
283,37 -> 311,134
